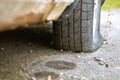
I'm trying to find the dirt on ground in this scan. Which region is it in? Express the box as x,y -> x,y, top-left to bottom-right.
0,9 -> 120,80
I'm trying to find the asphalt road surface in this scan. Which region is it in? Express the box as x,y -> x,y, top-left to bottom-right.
0,9 -> 120,80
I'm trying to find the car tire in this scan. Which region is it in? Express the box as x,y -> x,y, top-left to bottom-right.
53,0 -> 103,52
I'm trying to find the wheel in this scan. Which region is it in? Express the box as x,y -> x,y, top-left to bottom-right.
53,0 -> 103,52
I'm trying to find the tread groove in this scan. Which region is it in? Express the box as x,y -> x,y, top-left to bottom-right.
61,20 -> 63,49
53,0 -> 102,52
80,0 -> 83,52
68,17 -> 70,50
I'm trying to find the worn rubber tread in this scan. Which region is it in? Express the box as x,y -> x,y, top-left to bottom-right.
53,0 -> 103,52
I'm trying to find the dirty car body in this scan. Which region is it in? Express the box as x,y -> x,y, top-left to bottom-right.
0,0 -> 105,52
0,0 -> 75,31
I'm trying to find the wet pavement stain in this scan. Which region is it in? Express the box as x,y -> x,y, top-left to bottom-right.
34,71 -> 59,79
45,61 -> 77,70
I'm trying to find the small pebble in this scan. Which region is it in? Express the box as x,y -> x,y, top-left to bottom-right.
73,76 -> 79,79
59,72 -> 64,75
47,75 -> 52,80
105,64 -> 110,68
81,52 -> 84,54
60,49 -> 64,52
29,50 -> 33,53
75,54 -> 80,58
98,61 -> 105,65
103,41 -> 108,44
80,75 -> 87,80
0,48 -> 4,51
94,57 -> 106,65
31,77 -> 36,80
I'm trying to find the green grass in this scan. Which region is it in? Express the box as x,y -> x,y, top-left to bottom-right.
102,0 -> 120,10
